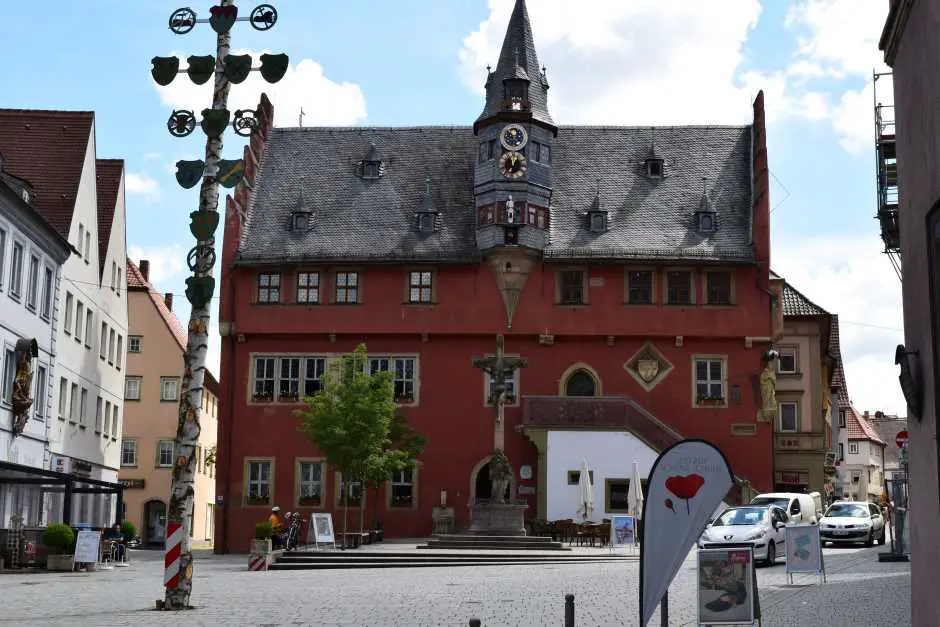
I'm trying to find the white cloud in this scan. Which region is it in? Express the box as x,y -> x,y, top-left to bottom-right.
143,152 -> 161,161
127,244 -> 185,285
125,173 -> 160,200
772,233 -> 906,416
154,50 -> 368,127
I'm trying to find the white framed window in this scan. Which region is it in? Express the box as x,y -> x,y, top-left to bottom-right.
693,357 -> 725,403
34,364 -> 47,419
278,357 -> 300,402
79,388 -> 88,426
128,336 -> 142,353
9,241 -> 23,298
246,459 -> 273,505
75,302 -> 84,341
252,357 -> 276,401
64,292 -> 74,334
849,442 -> 859,455
257,272 -> 281,303
111,261 -> 117,291
297,460 -> 324,507
84,310 -> 93,347
334,271 -> 359,304
125,376 -> 141,400
157,440 -> 175,467
99,323 -> 107,359
838,442 -> 844,461
838,409 -> 846,428
95,396 -> 103,432
40,266 -> 53,319
111,405 -> 119,438
116,267 -> 122,296
160,377 -> 180,402
296,272 -> 320,304
369,357 -> 417,403
116,335 -> 123,370
408,271 -> 433,304
778,402 -> 799,433
69,383 -> 79,423
84,230 -> 90,260
26,254 -> 39,310
1,349 -> 15,404
777,347 -> 797,374
58,377 -> 67,419
104,400 -> 111,435
389,467 -> 415,508
121,439 -> 138,467
108,328 -> 115,364
78,224 -> 84,257
303,357 -> 326,397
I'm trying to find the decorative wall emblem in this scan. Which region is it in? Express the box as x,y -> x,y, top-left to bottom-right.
625,342 -> 673,391
11,338 -> 38,437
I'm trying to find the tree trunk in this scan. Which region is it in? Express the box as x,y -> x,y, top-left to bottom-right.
163,1 -> 233,610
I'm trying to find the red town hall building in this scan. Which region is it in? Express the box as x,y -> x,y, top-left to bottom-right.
215,0 -> 774,551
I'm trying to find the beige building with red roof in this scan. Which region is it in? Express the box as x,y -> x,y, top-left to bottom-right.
121,259 -> 218,545
838,407 -> 886,503
0,108 -> 128,528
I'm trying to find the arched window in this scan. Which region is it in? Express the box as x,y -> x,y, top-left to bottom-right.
565,370 -> 596,397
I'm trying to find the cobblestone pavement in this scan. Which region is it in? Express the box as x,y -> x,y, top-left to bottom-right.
0,544 -> 909,626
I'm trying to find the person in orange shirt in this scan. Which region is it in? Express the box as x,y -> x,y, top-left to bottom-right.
268,506 -> 285,548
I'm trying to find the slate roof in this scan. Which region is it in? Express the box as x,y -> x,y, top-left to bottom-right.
781,282 -> 827,317
0,109 -> 94,239
829,315 -> 851,409
126,259 -> 220,393
846,407 -> 886,445
238,125 -> 755,264
96,159 -> 123,278
477,0 -> 554,129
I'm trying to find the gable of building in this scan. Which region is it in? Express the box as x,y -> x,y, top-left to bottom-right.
96,159 -> 123,280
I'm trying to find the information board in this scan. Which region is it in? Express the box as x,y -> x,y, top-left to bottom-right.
73,530 -> 101,564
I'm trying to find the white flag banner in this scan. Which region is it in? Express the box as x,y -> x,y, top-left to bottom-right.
639,439 -> 735,626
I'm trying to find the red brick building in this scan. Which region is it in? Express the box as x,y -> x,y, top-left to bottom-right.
215,0 -> 775,552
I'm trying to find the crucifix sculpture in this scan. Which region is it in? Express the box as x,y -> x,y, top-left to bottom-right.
472,335 -> 528,449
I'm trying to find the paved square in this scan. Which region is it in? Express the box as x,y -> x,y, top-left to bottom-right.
0,544 -> 909,626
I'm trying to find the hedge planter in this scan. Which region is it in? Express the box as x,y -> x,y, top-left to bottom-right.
250,538 -> 272,555
47,554 -> 74,572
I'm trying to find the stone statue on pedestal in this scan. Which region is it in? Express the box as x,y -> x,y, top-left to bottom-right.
489,448 -> 512,504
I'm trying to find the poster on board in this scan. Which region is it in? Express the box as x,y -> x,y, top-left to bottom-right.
310,513 -> 336,545
639,439 -> 735,626
697,546 -> 756,626
611,515 -> 636,547
785,524 -> 826,579
73,530 -> 101,564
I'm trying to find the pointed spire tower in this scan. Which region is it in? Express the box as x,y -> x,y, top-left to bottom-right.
473,0 -> 555,330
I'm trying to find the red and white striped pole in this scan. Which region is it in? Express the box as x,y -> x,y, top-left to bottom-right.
164,521 -> 184,589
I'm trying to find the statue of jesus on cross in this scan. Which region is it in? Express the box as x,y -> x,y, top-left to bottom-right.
471,335 -> 528,427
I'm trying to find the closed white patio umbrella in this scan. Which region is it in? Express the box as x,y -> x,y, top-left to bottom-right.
628,461 -> 644,519
577,459 -> 594,521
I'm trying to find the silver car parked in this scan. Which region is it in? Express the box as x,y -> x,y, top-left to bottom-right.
698,505 -> 789,566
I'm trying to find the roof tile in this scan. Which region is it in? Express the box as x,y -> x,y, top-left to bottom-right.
781,282 -> 827,317
846,407 -> 886,445
96,159 -> 123,278
0,109 -> 94,239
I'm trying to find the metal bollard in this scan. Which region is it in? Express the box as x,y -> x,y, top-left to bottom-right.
469,620 -> 481,627
565,593 -> 575,627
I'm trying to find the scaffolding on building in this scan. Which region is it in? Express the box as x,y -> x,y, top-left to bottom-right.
874,70 -> 901,281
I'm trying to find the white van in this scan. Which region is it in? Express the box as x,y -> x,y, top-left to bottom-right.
750,492 -> 822,524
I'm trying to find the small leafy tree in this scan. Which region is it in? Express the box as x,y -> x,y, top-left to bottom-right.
296,344 -> 396,544
362,413 -> 428,531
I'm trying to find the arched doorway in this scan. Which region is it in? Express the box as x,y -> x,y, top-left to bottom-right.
470,456 -> 513,502
143,499 -> 167,546
565,370 -> 596,396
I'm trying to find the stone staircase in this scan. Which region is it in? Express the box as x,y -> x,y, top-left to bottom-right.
418,534 -> 567,551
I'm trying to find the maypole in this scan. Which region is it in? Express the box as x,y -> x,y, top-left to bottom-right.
150,2 -> 286,609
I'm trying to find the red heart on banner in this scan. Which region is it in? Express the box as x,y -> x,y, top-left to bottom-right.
665,474 -> 705,500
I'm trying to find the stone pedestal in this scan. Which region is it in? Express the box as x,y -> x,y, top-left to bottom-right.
467,502 -> 528,536
432,507 -> 456,535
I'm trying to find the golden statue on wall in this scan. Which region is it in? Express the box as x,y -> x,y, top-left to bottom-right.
756,349 -> 778,423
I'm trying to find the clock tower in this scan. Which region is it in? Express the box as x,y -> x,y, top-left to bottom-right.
473,0 -> 556,329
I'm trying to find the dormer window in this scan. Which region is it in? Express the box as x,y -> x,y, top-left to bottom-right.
697,212 -> 716,232
415,176 -> 438,234
362,161 -> 380,179
589,212 -> 608,233
291,212 -> 311,232
646,158 -> 665,179
359,141 -> 385,180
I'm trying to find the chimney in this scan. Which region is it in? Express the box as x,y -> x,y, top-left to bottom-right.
139,260 -> 150,282
864,410 -> 869,419
164,293 -> 173,311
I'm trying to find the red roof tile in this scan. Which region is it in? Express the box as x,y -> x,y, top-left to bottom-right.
127,258 -> 188,351
846,406 -> 885,445
96,159 -> 123,278
0,109 -> 94,239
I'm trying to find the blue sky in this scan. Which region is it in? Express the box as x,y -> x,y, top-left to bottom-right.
0,0 -> 904,414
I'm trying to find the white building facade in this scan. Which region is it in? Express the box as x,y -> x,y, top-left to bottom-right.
838,407 -> 886,503
0,169 -> 72,527
0,109 -> 128,529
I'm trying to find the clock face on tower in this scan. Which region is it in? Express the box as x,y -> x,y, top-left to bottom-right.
500,124 -> 528,151
499,151 -> 528,179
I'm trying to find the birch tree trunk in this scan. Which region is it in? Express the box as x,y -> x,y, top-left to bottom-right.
164,0 -> 233,610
